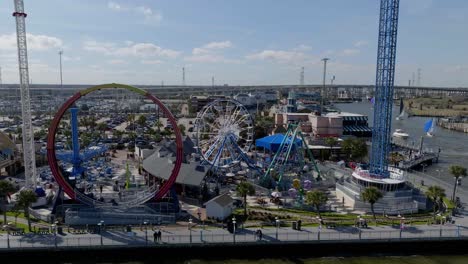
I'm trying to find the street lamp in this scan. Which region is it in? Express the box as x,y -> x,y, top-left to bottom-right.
188,217 -> 193,244
275,217 -> 280,240
316,216 -> 322,241
321,58 -> 330,115
51,223 -> 57,248
357,215 -> 363,240
2,225 -> 9,249
97,220 -> 104,246
143,221 -> 148,246
232,216 -> 236,243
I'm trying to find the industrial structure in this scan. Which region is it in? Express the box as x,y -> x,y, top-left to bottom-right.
13,0 -> 37,188
369,0 -> 400,177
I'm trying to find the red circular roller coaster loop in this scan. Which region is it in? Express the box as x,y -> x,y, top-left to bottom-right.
46,83 -> 183,203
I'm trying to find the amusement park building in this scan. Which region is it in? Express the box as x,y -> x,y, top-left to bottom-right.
274,112 -> 372,138
204,193 -> 234,221
0,132 -> 20,176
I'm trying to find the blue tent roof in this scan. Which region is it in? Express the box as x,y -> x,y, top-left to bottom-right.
255,134 -> 302,152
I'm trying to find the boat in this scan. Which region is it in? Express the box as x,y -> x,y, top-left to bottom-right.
396,97 -> 405,120
424,118 -> 436,137
392,129 -> 409,139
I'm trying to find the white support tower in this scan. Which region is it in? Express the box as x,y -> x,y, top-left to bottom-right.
0,66 -> 2,87
13,0 -> 37,187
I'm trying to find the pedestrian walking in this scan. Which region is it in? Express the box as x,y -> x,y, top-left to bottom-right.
153,231 -> 157,244
258,229 -> 262,241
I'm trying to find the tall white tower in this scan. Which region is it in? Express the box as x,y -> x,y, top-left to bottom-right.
13,0 -> 37,187
300,67 -> 304,86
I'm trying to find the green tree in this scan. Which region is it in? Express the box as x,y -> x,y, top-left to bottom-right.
0,180 -> 16,224
324,137 -> 338,160
449,165 -> 467,201
305,190 -> 328,219
236,181 -> 255,217
361,187 -> 383,222
155,120 -> 163,132
97,122 -> 108,132
341,138 -> 368,162
16,189 -> 37,231
389,152 -> 405,167
178,124 -> 186,136
137,115 -> 147,127
425,185 -> 446,220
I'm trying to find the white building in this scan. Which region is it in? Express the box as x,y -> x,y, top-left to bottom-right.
204,193 -> 234,221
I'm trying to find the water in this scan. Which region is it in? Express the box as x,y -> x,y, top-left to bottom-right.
85,255 -> 468,264
335,102 -> 468,182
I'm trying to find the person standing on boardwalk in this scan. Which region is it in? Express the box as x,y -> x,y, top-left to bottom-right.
153,231 -> 157,243
157,229 -> 162,242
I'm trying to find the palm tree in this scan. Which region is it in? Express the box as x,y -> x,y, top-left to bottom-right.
389,152 -> 404,167
361,187 -> 383,222
425,185 -> 446,220
137,115 -> 147,127
324,137 -> 338,160
0,180 -> 16,224
16,189 -> 37,231
305,190 -> 328,219
449,165 -> 467,201
236,181 -> 255,217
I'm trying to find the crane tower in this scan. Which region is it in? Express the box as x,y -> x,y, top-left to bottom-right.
369,0 -> 400,177
13,0 -> 37,187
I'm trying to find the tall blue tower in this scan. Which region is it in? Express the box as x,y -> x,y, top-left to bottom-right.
370,0 -> 400,177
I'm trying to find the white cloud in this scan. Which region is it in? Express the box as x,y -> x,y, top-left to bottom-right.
294,44 -> 312,51
246,50 -> 308,63
186,41 -> 236,63
107,1 -> 162,25
354,41 -> 368,47
0,33 -> 63,51
107,59 -> 126,64
202,41 -> 232,49
107,1 -> 125,11
83,40 -> 181,58
341,49 -> 360,56
141,59 -> 163,64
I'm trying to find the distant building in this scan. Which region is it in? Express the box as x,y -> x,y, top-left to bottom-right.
204,193 -> 234,221
0,132 -> 19,176
189,95 -> 226,112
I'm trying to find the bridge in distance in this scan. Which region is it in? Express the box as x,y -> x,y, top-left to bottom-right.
0,84 -> 467,99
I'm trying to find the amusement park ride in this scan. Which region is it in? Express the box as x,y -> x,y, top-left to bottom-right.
9,0 -> 405,223
195,99 -> 257,173
260,124 -> 321,198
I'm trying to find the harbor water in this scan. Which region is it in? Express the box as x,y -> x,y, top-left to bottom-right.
335,102 -> 468,182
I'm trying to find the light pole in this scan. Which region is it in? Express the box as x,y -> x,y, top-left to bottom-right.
316,216 -> 322,241
357,215 -> 362,240
321,58 -> 330,115
98,220 -> 104,246
232,216 -> 236,243
58,50 -> 63,87
51,223 -> 57,248
3,225 -> 9,249
188,217 -> 192,244
143,221 -> 148,246
275,217 -> 280,240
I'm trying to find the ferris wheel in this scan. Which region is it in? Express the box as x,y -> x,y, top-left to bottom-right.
195,99 -> 254,169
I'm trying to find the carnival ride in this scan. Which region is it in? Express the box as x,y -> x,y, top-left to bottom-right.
47,83 -> 183,208
260,124 -> 321,196
195,99 -> 257,176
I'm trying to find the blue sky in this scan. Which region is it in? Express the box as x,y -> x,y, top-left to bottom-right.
0,0 -> 467,87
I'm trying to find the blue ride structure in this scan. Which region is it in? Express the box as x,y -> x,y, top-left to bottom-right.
369,0 -> 400,177
53,107 -> 108,180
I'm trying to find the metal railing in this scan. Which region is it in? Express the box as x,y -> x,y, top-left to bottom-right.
0,226 -> 465,249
